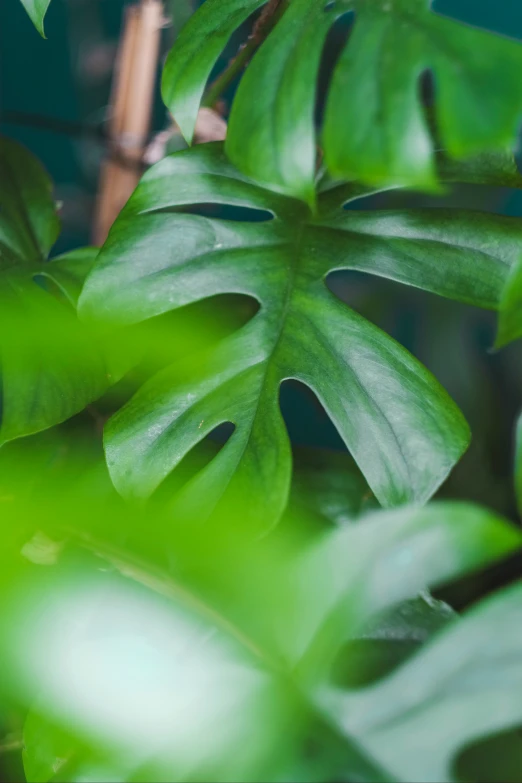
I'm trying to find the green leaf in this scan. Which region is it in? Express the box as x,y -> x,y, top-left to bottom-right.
164,0 -> 522,194
316,581 -> 522,783
162,0 -> 267,144
323,0 -> 522,188
0,138 -> 115,443
515,413 -> 522,519
226,0 -> 331,204
289,501 -> 522,670
496,253 -> 522,348
19,0 -> 52,36
79,144 -> 522,531
14,497 -> 522,782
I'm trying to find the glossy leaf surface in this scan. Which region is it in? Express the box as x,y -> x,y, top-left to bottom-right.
79,144 -> 522,531
0,138 -> 114,443
163,0 -> 522,196
162,0 -> 266,144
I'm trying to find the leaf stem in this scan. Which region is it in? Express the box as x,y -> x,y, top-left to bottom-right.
202,0 -> 291,108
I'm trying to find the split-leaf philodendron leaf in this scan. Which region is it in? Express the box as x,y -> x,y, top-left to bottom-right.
13,499 -> 522,783
79,144 -> 522,532
19,0 -> 52,36
0,137 -> 115,443
162,0 -> 522,199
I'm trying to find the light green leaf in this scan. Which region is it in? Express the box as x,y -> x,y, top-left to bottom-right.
162,0 -> 267,144
79,144 -> 522,531
0,138 -> 116,443
316,582 -> 522,783
496,253 -> 522,348
19,0 -> 52,36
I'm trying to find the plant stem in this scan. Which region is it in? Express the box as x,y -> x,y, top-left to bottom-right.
202,0 -> 291,108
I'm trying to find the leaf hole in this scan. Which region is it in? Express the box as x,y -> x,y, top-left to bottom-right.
279,379 -> 347,451
453,725 -> 522,783
154,203 -> 274,222
316,10 -> 355,125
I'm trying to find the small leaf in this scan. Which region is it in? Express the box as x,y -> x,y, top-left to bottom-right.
161,0 -> 267,144
19,0 -> 52,36
80,144 -> 522,531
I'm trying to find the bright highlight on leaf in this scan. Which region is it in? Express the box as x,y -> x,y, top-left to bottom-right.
19,0 -> 52,36
79,144 -> 522,531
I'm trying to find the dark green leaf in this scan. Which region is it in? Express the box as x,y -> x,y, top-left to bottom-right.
162,0 -> 267,144
496,254 -> 522,348
79,144 -> 522,530
19,0 -> 52,36
0,139 -> 117,443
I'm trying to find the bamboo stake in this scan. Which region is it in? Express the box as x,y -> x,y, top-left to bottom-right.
92,0 -> 162,246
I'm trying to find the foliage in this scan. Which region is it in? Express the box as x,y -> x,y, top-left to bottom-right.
2,0 -> 522,781
163,0 -> 522,199
79,142 -> 522,532
0,138 -> 118,443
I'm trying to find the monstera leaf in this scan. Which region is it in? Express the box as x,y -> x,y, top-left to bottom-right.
19,0 -> 52,35
0,137 -> 115,443
12,498 -> 522,783
315,581 -> 522,783
79,143 -> 522,532
162,0 -> 522,199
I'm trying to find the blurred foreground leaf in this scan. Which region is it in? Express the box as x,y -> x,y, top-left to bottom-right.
0,138 -> 120,443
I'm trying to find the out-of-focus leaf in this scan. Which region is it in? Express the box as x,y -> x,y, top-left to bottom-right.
19,0 -> 52,36
333,593 -> 456,687
515,413 -> 522,518
10,498 -> 521,783
496,254 -> 522,348
323,0 -> 522,189
315,582 -> 522,783
79,144 -> 522,531
163,0 -> 522,194
162,0 -> 266,144
287,501 -> 522,668
0,139 -> 118,443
